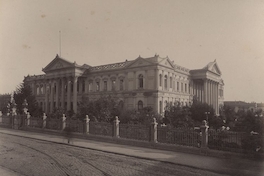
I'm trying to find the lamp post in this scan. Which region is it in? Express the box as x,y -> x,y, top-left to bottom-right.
205,112 -> 210,124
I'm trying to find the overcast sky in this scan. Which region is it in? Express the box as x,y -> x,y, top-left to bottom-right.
0,0 -> 264,103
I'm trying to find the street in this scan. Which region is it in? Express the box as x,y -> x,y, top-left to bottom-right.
0,133 -> 227,176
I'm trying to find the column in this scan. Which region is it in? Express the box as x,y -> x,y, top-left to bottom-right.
125,72 -> 128,91
161,70 -> 164,90
31,82 -> 35,95
61,78 -> 65,110
190,81 -> 193,95
209,80 -> 212,106
85,78 -> 89,93
216,83 -> 219,115
55,79 -> 59,108
207,80 -> 210,105
145,70 -> 148,89
203,79 -> 207,104
134,71 -> 137,89
212,81 -> 215,110
155,69 -> 159,90
201,82 -> 204,103
44,82 -> 48,113
50,81 -> 54,113
213,82 -> 216,110
199,83 -> 202,102
73,76 -> 78,113
214,82 -> 217,113
67,78 -> 71,111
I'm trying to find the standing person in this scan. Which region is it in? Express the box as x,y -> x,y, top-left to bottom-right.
64,127 -> 72,144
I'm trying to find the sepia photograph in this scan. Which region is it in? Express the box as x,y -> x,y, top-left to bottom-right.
0,0 -> 263,175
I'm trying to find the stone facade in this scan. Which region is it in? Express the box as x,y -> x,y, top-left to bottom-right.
24,54 -> 224,115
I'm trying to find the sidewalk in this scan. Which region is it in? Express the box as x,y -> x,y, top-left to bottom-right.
0,128 -> 263,176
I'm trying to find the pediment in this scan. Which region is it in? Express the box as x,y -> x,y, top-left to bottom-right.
42,55 -> 74,73
126,57 -> 154,68
158,58 -> 175,69
204,60 -> 222,75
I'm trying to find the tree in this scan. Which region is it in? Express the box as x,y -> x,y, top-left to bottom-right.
13,83 -> 43,117
118,106 -> 162,125
77,96 -> 119,122
190,102 -> 214,125
163,104 -> 194,128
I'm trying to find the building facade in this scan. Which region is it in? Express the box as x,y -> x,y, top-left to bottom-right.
24,54 -> 224,115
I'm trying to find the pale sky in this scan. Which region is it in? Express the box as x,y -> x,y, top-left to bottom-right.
0,0 -> 264,103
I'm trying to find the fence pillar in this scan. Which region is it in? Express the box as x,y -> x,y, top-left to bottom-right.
113,116 -> 120,138
200,120 -> 209,153
43,113 -> 47,129
27,112 -> 31,126
0,111 -> 2,123
85,115 -> 90,134
150,118 -> 158,143
62,114 -> 66,131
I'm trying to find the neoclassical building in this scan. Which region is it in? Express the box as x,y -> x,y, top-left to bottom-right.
24,54 -> 224,115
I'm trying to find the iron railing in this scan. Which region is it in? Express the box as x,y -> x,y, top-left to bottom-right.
119,124 -> 150,141
66,119 -> 84,133
157,127 -> 200,147
89,122 -> 113,136
46,118 -> 62,130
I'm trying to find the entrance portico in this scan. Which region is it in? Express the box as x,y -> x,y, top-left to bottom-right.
190,60 -> 222,115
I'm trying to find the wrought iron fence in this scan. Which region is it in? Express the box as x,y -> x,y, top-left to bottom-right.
119,124 -> 150,141
1,115 -> 12,127
29,118 -> 43,128
46,118 -> 61,130
208,130 -> 245,151
157,127 -> 200,147
66,119 -> 84,133
90,122 -> 113,136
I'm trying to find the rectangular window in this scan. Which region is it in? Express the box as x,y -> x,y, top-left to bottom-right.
170,77 -> 172,88
82,81 -> 85,92
159,101 -> 162,114
181,83 -> 183,92
189,84 -> 190,93
104,81 -> 107,91
177,82 -> 179,91
185,83 -> 187,93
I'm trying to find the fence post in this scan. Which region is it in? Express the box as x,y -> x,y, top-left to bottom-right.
62,114 -> 66,131
85,115 -> 90,134
113,116 -> 120,138
43,113 -> 47,129
200,120 -> 209,153
150,118 -> 158,143
27,112 -> 31,126
0,111 -> 2,123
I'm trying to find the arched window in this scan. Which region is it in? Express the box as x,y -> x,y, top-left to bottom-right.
138,74 -> 143,88
164,75 -> 167,89
138,100 -> 143,110
118,100 -> 124,110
